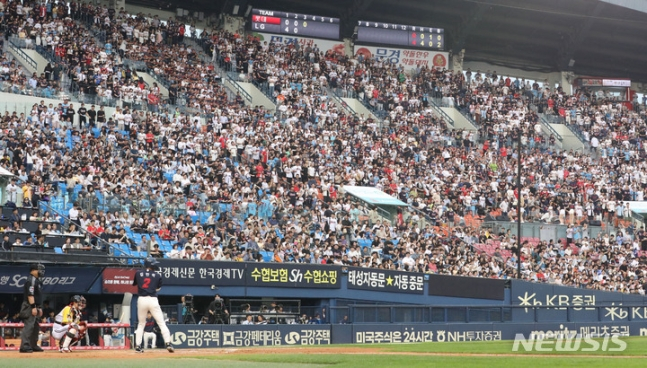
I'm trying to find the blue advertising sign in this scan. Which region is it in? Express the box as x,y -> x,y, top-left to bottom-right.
351,323 -> 502,343
220,324 -> 331,347
349,322 -> 638,344
510,280 -> 647,323
167,324 -> 331,349
157,260 -> 246,286
347,267 -> 424,294
0,266 -> 101,293
168,325 -> 222,348
165,322 -> 647,348
246,263 -> 341,289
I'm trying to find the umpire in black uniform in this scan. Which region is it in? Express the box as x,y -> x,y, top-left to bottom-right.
20,263 -> 45,353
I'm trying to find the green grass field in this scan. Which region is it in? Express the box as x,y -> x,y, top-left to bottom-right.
3,337 -> 647,368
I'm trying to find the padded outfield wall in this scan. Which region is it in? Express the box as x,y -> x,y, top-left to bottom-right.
3,260 -> 647,348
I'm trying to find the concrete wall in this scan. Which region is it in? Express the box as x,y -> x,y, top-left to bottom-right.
137,72 -> 169,98
538,122 -> 564,150
22,49 -> 50,75
162,321 -> 645,349
0,92 -> 117,125
6,47 -> 38,76
549,123 -> 586,151
441,107 -> 478,131
341,98 -> 380,122
227,80 -> 276,110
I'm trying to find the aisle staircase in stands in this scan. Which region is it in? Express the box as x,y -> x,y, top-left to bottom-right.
183,38 -> 276,110
540,114 -> 587,151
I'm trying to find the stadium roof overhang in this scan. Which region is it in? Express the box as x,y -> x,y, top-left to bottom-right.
146,0 -> 647,84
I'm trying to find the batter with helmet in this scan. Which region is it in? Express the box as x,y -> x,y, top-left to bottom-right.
132,257 -> 174,353
52,295 -> 86,353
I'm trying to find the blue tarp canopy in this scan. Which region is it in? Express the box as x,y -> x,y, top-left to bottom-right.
342,186 -> 407,207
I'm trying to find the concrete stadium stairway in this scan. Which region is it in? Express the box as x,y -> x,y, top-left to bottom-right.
541,114 -> 586,151
5,42 -> 40,75
183,38 -> 276,110
339,97 -> 382,122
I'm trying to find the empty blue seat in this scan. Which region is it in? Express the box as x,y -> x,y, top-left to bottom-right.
358,239 -> 372,248
199,212 -> 210,223
160,241 -> 172,252
261,251 -> 274,262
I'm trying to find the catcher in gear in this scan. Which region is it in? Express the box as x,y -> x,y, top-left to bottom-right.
52,295 -> 85,353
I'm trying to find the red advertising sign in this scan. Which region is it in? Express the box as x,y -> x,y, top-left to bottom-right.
102,268 -> 137,294
577,78 -> 631,87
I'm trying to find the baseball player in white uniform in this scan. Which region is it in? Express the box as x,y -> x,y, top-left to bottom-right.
132,257 -> 174,353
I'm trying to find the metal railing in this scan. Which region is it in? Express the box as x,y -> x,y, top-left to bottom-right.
428,99 -> 455,127
541,113 -> 589,148
38,200 -> 114,255
565,124 -> 590,147
75,194 -> 222,219
456,106 -> 480,128
8,41 -> 38,71
539,116 -> 564,142
226,74 -> 253,105
480,221 -> 606,240
122,58 -> 174,90
330,87 -> 388,120
0,249 -> 142,266
328,87 -> 358,116
251,80 -> 277,102
182,38 -> 215,65
405,205 -> 432,227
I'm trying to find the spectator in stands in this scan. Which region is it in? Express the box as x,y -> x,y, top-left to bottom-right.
2,1 -> 647,294
309,313 -> 322,324
241,314 -> 254,325
255,315 -> 267,325
0,234 -> 10,251
12,237 -> 23,247
149,244 -> 163,258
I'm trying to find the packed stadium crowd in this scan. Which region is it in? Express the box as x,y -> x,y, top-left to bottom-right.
2,0 -> 647,295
